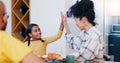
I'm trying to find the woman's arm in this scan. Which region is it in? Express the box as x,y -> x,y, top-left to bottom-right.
61,12 -> 71,34
59,13 -> 64,31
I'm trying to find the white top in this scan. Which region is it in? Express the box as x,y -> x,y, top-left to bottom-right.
65,27 -> 104,63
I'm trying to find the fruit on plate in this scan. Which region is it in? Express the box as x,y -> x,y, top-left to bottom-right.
47,53 -> 63,60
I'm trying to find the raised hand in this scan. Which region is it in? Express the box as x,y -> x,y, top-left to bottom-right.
61,12 -> 71,34
59,12 -> 64,31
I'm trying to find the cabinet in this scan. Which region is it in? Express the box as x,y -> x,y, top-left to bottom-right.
108,17 -> 120,62
108,34 -> 120,62
12,0 -> 30,42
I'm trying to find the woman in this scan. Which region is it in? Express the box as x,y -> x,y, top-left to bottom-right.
62,0 -> 104,63
25,20 -> 64,57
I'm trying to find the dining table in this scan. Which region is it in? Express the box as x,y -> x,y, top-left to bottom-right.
105,61 -> 120,63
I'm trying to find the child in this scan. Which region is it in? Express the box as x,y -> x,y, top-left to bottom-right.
25,20 -> 64,57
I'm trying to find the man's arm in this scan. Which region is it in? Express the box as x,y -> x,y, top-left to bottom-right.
21,52 -> 45,63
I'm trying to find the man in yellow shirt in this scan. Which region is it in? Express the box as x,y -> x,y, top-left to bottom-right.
0,1 -> 45,63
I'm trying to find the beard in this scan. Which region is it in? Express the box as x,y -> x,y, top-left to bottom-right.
2,22 -> 7,30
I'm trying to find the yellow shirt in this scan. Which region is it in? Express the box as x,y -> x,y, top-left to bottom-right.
24,30 -> 63,57
0,31 -> 32,63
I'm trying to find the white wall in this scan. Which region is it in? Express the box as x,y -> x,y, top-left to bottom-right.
93,0 -> 104,33
30,0 -> 66,58
1,0 -> 11,34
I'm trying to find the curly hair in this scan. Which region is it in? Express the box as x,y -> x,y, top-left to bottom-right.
70,0 -> 96,26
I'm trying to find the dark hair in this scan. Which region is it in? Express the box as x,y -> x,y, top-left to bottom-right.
25,23 -> 44,46
70,0 -> 96,26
